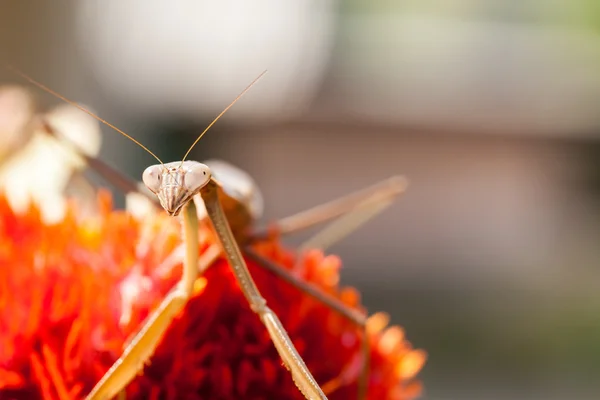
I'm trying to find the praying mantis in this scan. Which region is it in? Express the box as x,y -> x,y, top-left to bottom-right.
9,66 -> 408,400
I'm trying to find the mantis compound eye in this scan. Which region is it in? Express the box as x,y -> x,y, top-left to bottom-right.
183,161 -> 212,192
142,164 -> 162,193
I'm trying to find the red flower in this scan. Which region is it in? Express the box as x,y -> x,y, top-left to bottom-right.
0,190 -> 425,399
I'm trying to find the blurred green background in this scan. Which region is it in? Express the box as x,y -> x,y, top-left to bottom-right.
2,1 -> 600,398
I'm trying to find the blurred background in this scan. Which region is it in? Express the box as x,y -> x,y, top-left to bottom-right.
2,0 -> 600,398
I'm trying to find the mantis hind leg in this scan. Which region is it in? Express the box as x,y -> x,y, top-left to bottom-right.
246,179 -> 407,399
245,248 -> 371,399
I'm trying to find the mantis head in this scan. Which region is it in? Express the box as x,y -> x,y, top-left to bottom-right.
143,161 -> 211,216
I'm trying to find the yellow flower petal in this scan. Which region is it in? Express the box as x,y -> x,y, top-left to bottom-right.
366,312 -> 390,335
379,326 -> 405,355
395,349 -> 428,380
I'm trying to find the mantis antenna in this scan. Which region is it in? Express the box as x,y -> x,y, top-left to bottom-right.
179,69 -> 268,164
5,64 -> 164,165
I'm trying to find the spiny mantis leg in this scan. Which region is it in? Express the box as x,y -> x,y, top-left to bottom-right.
280,176 -> 406,276
250,176 -> 407,240
295,180 -> 405,255
200,179 -> 328,399
86,201 -> 201,400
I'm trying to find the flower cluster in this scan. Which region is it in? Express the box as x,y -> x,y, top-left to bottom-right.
0,190 -> 425,399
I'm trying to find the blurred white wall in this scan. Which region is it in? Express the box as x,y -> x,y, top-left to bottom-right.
75,0 -> 339,120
